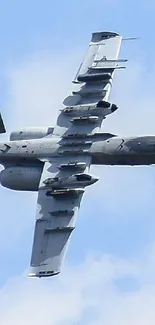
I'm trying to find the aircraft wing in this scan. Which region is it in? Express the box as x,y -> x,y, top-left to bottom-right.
29,156 -> 91,278
53,31 -> 123,137
29,31 -> 123,277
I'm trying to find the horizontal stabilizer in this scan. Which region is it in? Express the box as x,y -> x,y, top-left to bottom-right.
0,114 -> 6,134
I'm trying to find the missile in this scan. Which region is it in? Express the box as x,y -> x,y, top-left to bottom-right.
42,173 -> 99,189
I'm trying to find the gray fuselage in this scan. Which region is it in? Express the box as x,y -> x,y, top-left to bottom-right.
1,135 -> 155,167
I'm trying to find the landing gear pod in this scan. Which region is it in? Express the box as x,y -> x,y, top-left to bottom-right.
77,73 -> 111,83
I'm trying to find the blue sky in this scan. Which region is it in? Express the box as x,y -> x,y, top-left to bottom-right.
1,0 -> 155,324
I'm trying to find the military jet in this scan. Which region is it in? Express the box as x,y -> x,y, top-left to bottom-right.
0,31 -> 155,278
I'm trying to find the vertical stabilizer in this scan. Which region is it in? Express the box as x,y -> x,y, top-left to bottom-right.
0,114 -> 6,134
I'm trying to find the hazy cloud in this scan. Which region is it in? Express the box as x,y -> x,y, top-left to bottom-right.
0,246 -> 155,325
6,51 -> 82,130
1,39 -> 155,325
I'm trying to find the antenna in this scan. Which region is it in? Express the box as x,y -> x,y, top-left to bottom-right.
122,37 -> 140,41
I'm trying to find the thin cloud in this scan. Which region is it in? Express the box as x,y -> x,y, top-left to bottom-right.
5,51 -> 82,130
1,44 -> 155,325
0,246 -> 154,325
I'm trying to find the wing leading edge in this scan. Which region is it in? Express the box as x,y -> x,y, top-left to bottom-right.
29,31 -> 123,277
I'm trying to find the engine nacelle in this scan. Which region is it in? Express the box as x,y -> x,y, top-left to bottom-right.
10,127 -> 54,141
0,166 -> 43,191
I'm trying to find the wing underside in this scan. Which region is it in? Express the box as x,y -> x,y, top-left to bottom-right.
29,31 -> 122,277
53,31 -> 122,137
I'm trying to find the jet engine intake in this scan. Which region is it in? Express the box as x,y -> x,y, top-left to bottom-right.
10,127 -> 54,141
0,166 -> 43,191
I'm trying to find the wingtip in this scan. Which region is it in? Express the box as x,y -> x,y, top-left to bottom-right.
91,31 -> 120,42
28,267 -> 60,278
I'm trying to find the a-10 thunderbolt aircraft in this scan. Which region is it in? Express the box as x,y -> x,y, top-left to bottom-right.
0,31 -> 154,278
